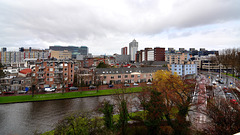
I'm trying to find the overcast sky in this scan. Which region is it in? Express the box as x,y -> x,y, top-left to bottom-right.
0,0 -> 239,55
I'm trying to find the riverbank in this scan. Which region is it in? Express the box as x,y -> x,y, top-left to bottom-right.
0,87 -> 142,104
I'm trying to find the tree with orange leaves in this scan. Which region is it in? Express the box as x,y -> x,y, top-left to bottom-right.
152,70 -> 195,135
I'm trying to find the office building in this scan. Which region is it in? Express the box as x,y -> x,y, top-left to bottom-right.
79,46 -> 88,55
154,47 -> 165,61
51,50 -> 72,60
121,47 -> 128,55
129,39 -> 138,62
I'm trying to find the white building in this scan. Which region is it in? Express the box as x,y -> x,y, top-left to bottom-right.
171,64 -> 197,76
129,39 -> 138,62
147,49 -> 154,61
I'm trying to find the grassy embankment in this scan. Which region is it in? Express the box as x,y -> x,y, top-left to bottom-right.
223,73 -> 240,80
0,87 -> 142,104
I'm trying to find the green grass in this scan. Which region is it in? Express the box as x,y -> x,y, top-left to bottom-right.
0,87 -> 142,104
223,73 -> 240,80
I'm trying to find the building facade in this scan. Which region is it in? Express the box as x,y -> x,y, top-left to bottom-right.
1,48 -> 50,67
51,50 -> 72,60
121,47 -> 128,55
96,67 -> 167,84
171,64 -> 197,76
165,52 -> 190,64
33,60 -> 74,89
154,47 -> 165,61
49,45 -> 89,59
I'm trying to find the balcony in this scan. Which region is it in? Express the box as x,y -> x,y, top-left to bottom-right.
38,81 -> 45,84
54,71 -> 63,74
54,66 -> 63,69
36,61 -> 42,64
54,76 -> 62,79
39,66 -> 45,69
37,71 -> 45,74
37,76 -> 45,79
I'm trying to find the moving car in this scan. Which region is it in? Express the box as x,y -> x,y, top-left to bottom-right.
219,80 -> 224,84
89,85 -> 96,89
44,87 -> 55,92
69,87 -> 78,91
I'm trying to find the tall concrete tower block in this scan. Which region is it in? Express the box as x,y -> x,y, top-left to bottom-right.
129,39 -> 138,62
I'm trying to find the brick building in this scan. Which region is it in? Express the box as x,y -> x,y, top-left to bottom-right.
33,60 -> 74,89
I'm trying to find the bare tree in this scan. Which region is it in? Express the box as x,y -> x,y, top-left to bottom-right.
200,98 -> 240,135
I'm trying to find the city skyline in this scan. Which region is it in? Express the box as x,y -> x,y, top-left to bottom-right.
0,0 -> 240,55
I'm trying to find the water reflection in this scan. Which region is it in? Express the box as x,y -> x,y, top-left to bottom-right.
0,94 -> 139,135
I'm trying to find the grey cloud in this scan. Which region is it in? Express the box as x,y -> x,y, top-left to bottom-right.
0,0 -> 239,53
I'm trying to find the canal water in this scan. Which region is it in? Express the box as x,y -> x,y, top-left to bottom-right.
0,93 -> 139,135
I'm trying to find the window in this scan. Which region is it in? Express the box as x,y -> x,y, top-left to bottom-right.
64,77 -> 68,81
111,76 -> 114,79
137,75 -> 140,78
49,78 -> 53,81
116,71 -> 118,73
118,75 -> 121,78
104,76 -> 106,79
47,73 -> 49,76
125,75 -> 128,78
131,75 -> 134,78
50,73 -> 53,76
65,68 -> 67,71
65,73 -> 67,76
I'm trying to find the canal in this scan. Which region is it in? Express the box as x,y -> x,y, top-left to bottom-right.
0,94 -> 138,135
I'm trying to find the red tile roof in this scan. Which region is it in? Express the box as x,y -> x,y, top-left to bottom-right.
19,68 -> 32,74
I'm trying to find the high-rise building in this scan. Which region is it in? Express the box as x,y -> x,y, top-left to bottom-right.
154,47 -> 165,61
121,47 -> 127,55
129,39 -> 138,62
79,46 -> 88,55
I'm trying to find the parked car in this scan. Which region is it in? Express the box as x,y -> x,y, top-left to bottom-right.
147,82 -> 152,85
108,84 -> 114,88
133,83 -> 139,86
89,85 -> 96,89
44,87 -> 55,92
212,81 -> 217,85
17,90 -> 27,94
230,99 -> 238,105
124,84 -> 130,87
4,91 -> 15,94
69,87 -> 78,91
